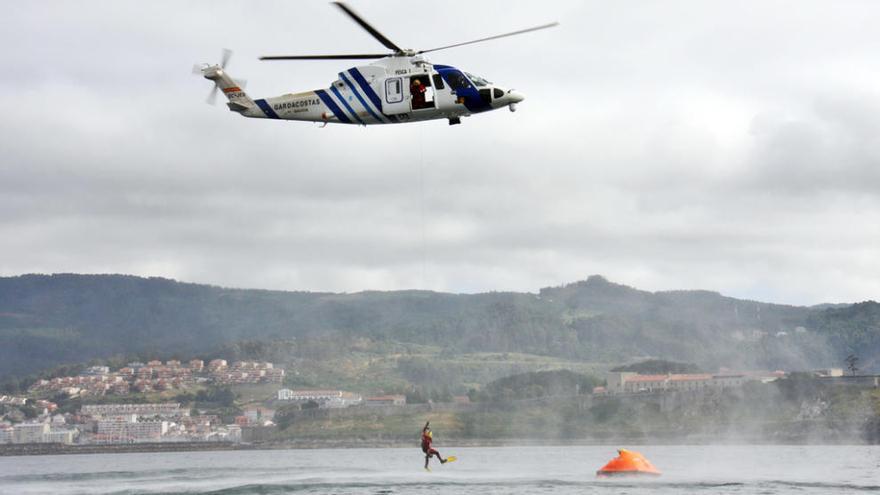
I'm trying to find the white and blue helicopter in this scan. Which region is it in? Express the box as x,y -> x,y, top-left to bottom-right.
197,2 -> 556,126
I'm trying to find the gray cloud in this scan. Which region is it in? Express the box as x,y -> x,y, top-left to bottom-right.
1,1 -> 879,305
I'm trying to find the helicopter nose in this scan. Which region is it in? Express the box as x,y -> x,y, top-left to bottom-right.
508,90 -> 525,103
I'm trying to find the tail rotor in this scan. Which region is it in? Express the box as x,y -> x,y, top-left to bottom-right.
220,47 -> 232,69
196,49 -> 246,105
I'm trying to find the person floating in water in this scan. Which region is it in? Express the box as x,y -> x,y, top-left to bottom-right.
421,421 -> 448,470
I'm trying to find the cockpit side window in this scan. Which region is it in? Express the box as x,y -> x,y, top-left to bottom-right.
464,72 -> 491,87
446,71 -> 473,91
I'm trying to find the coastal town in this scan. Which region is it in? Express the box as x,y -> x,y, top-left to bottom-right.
0,359 -> 282,445
0,357 -> 422,446
27,359 -> 284,396
4,356 -> 876,448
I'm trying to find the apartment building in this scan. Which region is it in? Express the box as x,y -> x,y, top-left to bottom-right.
81,403 -> 182,418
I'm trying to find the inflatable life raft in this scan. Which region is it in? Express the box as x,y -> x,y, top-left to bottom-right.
596,449 -> 661,477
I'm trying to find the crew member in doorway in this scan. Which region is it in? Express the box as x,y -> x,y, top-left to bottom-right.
411,78 -> 427,108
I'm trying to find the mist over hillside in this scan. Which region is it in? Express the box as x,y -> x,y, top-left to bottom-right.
0,273 -> 877,378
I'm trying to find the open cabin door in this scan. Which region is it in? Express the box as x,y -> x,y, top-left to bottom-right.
409,75 -> 435,111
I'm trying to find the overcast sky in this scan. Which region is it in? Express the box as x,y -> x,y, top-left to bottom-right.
2,1 -> 879,305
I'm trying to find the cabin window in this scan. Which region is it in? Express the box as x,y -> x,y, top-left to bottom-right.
478,88 -> 492,106
432,74 -> 445,90
493,88 -> 504,99
385,78 -> 403,103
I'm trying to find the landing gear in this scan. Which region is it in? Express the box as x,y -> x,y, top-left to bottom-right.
448,117 -> 461,125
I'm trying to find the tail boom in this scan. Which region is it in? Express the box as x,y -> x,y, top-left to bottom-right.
202,66 -> 257,115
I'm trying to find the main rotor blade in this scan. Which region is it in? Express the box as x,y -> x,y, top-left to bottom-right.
260,53 -> 391,61
418,22 -> 559,55
332,1 -> 404,53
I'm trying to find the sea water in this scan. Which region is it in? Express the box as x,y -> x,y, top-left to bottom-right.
1,445 -> 878,494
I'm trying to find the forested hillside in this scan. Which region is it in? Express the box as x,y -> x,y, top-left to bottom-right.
0,273 -> 877,378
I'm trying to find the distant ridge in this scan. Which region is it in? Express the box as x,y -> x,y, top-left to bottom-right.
0,273 -> 877,378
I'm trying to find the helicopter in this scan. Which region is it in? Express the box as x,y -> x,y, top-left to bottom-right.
196,2 -> 557,126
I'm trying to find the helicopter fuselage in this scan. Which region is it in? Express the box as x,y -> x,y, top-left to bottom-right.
208,56 -> 523,126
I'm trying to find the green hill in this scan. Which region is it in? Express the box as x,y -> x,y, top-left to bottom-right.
0,273 -> 877,379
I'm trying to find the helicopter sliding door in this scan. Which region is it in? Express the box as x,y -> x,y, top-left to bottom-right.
382,75 -> 437,116
382,77 -> 409,116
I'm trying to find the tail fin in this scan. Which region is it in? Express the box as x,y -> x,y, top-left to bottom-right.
202,66 -> 254,113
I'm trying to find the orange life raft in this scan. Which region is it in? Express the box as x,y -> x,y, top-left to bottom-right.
596,449 -> 661,477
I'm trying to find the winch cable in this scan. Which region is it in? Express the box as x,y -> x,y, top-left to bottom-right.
418,124 -> 427,288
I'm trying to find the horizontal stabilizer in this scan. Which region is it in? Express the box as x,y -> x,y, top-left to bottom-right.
227,101 -> 250,112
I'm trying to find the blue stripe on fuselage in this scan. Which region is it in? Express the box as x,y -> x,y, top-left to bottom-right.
348,68 -> 382,111
340,72 -> 384,124
330,84 -> 365,125
254,99 -> 280,119
348,68 -> 398,122
434,64 -> 491,114
315,89 -> 351,124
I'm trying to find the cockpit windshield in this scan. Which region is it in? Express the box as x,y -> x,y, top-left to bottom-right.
465,72 -> 492,87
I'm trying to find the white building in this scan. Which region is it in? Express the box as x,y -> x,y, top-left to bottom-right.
0,396 -> 27,406
82,403 -> 182,418
278,389 -> 342,401
44,429 -> 77,444
0,426 -> 13,443
606,372 -> 749,394
97,416 -> 168,442
277,389 -> 362,408
223,425 -> 242,443
815,368 -> 844,377
7,423 -> 76,444
325,392 -> 363,408
13,423 -> 49,443
82,366 -> 110,376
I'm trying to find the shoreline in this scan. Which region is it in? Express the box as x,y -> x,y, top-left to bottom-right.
2,436 -> 875,457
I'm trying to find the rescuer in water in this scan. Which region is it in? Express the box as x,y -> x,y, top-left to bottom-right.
421,421 -> 448,469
